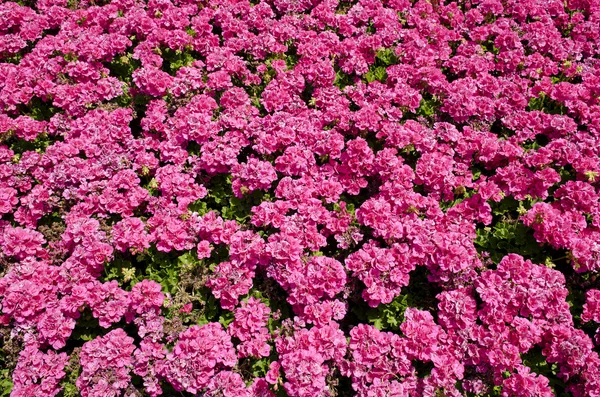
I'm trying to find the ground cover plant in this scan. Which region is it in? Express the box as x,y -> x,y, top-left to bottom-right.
1,0 -> 600,396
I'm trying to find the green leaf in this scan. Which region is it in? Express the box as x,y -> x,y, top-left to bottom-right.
178,252 -> 196,266
370,317 -> 384,330
333,68 -> 354,89
416,96 -> 440,118
365,66 -> 387,83
251,358 -> 271,377
347,203 -> 355,214
365,293 -> 410,331
203,296 -> 219,322
0,373 -> 13,397
219,311 -> 235,327
375,48 -> 399,66
189,199 -> 208,215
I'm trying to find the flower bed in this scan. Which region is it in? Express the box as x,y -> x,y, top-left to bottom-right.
1,0 -> 600,396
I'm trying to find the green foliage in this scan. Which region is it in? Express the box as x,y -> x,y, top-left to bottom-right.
186,27 -> 197,37
413,360 -> 434,378
188,198 -> 209,215
60,380 -> 79,397
70,309 -> 102,345
249,280 -> 293,334
352,267 -> 439,331
284,43 -> 300,69
490,196 -> 525,217
29,97 -> 60,121
365,294 -> 410,330
0,369 -> 12,397
222,191 -> 270,222
106,54 -> 140,83
363,47 -> 399,84
143,249 -> 189,293
218,310 -> 235,327
365,66 -> 387,83
475,221 -> 544,264
58,350 -> 81,397
527,92 -> 568,115
335,0 -> 354,15
62,52 -> 78,62
522,347 -> 570,396
6,133 -> 57,155
103,248 -> 198,294
473,196 -> 570,267
2,99 -> 61,156
439,187 -> 474,211
489,119 -> 516,140
162,47 -> 197,75
112,84 -> 133,108
3,53 -> 23,64
458,382 -> 503,397
205,174 -> 231,206
103,253 -> 138,286
301,82 -> 315,107
250,357 -> 271,378
333,67 -> 355,90
332,201 -> 356,216
196,295 -> 221,325
375,48 -> 399,67
364,20 -> 376,34
565,274 -> 600,340
480,40 -> 499,55
237,353 -> 279,386
3,96 -> 59,130
416,94 -> 441,118
199,174 -> 273,222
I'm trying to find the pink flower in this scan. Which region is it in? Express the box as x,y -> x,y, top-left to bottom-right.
161,323 -> 237,394
128,280 -> 164,316
77,329 -> 136,397
231,157 -> 277,198
11,344 -> 69,397
0,187 -> 18,214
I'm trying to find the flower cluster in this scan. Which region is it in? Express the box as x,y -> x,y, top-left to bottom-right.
77,329 -> 136,397
11,344 -> 69,397
228,297 -> 271,358
160,323 -> 237,394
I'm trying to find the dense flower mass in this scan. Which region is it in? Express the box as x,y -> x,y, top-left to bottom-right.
1,0 -> 600,395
